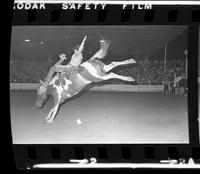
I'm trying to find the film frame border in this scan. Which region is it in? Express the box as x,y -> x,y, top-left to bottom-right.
10,1 -> 200,170
14,144 -> 200,169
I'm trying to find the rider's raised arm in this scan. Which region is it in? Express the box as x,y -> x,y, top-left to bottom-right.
76,35 -> 87,55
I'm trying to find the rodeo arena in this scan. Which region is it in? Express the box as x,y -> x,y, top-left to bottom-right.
10,26 -> 189,144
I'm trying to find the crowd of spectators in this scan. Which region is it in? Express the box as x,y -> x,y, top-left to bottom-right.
114,58 -> 186,85
10,58 -> 186,85
10,60 -> 49,83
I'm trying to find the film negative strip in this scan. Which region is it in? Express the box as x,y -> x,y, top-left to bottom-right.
9,0 -> 200,170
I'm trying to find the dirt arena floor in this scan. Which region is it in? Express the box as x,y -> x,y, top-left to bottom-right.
10,90 -> 188,144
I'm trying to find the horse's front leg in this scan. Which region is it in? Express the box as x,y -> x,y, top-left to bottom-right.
44,91 -> 73,124
45,108 -> 54,122
44,89 -> 62,124
45,104 -> 60,124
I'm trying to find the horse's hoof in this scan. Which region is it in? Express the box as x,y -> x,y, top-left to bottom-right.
127,76 -> 135,82
129,59 -> 136,64
44,119 -> 53,124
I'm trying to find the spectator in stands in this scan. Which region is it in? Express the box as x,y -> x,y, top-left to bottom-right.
163,74 -> 170,94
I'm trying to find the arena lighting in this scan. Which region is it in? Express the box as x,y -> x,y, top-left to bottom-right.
25,39 -> 30,42
40,41 -> 44,44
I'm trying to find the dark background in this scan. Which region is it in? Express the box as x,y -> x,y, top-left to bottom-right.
10,26 -> 187,63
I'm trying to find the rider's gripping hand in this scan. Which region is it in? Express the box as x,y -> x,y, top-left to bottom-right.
59,53 -> 67,60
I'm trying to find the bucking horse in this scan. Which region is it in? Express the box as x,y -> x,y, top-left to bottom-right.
36,40 -> 136,124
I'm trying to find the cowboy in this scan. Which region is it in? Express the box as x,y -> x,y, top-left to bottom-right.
173,73 -> 185,94
43,35 -> 87,88
43,36 -> 111,89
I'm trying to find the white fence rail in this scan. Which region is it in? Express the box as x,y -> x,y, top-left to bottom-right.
10,83 -> 164,92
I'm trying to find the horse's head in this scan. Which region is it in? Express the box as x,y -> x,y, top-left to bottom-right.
36,79 -> 48,108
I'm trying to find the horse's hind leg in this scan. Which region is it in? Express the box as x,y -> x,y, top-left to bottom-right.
45,108 -> 54,123
103,59 -> 136,72
101,72 -> 135,82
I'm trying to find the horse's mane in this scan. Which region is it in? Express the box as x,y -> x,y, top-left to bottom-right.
49,73 -> 59,86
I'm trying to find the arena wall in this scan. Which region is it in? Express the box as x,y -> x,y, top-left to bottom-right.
10,83 -> 164,92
